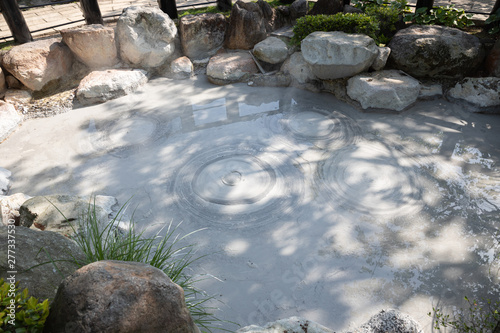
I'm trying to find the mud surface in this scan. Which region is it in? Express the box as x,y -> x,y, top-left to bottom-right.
1,76 -> 499,332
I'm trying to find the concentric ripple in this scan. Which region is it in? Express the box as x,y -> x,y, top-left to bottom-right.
273,108 -> 360,149
173,145 -> 304,227
317,141 -> 424,217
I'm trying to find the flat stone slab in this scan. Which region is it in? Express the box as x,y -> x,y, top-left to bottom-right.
347,70 -> 421,111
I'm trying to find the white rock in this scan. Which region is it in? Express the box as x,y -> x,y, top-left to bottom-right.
4,89 -> 32,105
76,69 -> 148,106
347,70 -> 420,111
253,37 -> 289,64
206,52 -> 258,85
281,52 -> 315,84
237,316 -> 334,333
0,167 -> 11,195
301,31 -> 378,80
0,101 -> 23,142
0,193 -> 32,225
447,77 -> 500,110
116,6 -> 177,68
371,46 -> 391,71
170,56 -> 194,79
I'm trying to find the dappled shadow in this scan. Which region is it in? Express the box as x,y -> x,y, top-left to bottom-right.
0,75 -> 499,331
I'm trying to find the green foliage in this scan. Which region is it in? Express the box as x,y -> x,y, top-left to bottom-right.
0,279 -> 49,333
365,5 -> 401,38
485,8 -> 500,35
291,13 -> 380,45
403,5 -> 474,29
430,297 -> 500,333
352,0 -> 409,12
178,6 -> 223,18
60,200 -> 226,333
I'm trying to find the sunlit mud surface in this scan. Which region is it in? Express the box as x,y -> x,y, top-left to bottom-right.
1,76 -> 499,332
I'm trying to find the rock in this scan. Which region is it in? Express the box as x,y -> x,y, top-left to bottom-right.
253,37 -> 289,64
0,193 -> 31,226
371,46 -> 391,71
249,72 -> 291,87
347,70 -> 420,111
170,56 -> 194,79
290,0 -> 309,19
5,75 -> 23,89
343,4 -> 363,13
2,38 -> 73,91
357,309 -> 424,333
0,101 -> 22,142
179,13 -> 226,61
116,6 -> 177,68
447,77 -> 500,112
308,0 -> 343,15
60,24 -> 119,69
19,194 -> 118,236
76,69 -> 148,106
0,167 -> 11,195
301,31 -> 378,80
207,51 -> 259,85
485,39 -> 500,77
4,89 -> 32,105
237,316 -> 334,333
225,0 -> 269,50
0,68 -> 5,98
419,83 -> 443,100
388,25 -> 484,78
43,260 -> 201,333
281,51 -> 315,84
0,225 -> 85,301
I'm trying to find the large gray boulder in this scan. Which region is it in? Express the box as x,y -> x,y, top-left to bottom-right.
347,70 -> 420,111
0,193 -> 31,225
19,194 -> 117,236
179,13 -> 226,61
169,56 -> 194,80
116,6 -> 177,68
447,77 -> 500,112
207,51 -> 259,85
301,31 -> 378,80
225,0 -> 270,50
281,51 -> 315,85
43,260 -> 201,333
237,316 -> 335,333
76,69 -> 148,106
0,102 -> 22,142
0,225 -> 85,301
253,36 -> 289,64
388,25 -> 484,78
2,38 -> 73,91
60,24 -> 119,69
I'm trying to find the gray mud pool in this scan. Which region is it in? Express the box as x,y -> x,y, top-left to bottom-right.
1,76 -> 499,332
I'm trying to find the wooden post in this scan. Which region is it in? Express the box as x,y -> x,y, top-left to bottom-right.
80,0 -> 103,25
0,0 -> 32,43
217,0 -> 232,12
158,0 -> 178,19
415,0 -> 434,13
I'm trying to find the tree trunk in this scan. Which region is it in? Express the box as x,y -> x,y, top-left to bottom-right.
80,0 -> 103,24
0,0 -> 32,43
415,0 -> 434,13
158,0 -> 178,19
492,320 -> 500,333
308,0 -> 343,15
491,0 -> 500,15
217,0 -> 232,12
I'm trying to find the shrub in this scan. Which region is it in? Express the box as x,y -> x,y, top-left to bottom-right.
403,5 -> 474,29
291,13 -> 380,45
365,5 -> 402,39
430,297 -> 500,333
485,8 -> 500,35
0,279 -> 49,333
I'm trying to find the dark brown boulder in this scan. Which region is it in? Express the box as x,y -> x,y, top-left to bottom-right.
224,0 -> 269,50
43,260 -> 200,333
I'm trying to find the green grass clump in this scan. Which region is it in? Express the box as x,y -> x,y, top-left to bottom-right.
178,6 -> 222,18
49,199 -> 226,333
0,279 -> 49,333
291,13 -> 380,45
